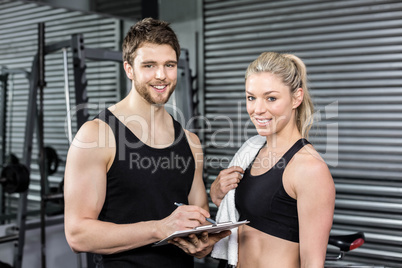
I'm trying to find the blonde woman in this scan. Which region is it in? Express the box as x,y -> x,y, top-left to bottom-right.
210,52 -> 335,268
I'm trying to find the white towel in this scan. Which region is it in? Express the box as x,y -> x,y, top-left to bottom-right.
211,135 -> 266,266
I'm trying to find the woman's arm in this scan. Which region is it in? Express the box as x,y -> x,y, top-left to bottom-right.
290,152 -> 336,267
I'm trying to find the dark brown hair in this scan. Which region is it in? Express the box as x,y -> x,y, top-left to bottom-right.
122,17 -> 181,64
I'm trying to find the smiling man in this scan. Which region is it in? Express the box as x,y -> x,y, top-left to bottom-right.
64,18 -> 229,268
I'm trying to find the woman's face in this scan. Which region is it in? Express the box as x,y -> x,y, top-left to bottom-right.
245,72 -> 301,137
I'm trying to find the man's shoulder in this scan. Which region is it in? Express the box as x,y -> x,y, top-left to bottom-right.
71,119 -> 114,149
182,129 -> 202,154
183,129 -> 200,143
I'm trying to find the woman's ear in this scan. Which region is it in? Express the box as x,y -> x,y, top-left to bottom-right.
292,87 -> 304,109
123,61 -> 133,80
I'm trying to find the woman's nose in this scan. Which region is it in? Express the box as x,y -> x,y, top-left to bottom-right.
254,99 -> 266,114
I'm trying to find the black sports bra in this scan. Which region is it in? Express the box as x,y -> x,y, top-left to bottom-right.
235,138 -> 310,243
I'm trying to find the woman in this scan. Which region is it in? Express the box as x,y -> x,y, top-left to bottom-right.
210,52 -> 335,268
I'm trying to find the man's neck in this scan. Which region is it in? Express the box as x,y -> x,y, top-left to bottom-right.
120,88 -> 168,123
109,89 -> 174,148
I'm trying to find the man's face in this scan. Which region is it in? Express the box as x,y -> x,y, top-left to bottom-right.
125,43 -> 178,105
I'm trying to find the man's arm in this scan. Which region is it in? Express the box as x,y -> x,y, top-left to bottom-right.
64,120 -> 210,254
170,130 -> 231,258
185,130 -> 208,211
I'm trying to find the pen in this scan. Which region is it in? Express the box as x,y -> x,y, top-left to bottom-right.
174,202 -> 217,225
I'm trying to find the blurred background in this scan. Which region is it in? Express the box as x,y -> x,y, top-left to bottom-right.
0,0 -> 401,267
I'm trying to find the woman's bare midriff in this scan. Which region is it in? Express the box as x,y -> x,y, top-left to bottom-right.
237,225 -> 300,268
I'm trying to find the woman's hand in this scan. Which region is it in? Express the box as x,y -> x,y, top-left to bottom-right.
210,166 -> 244,207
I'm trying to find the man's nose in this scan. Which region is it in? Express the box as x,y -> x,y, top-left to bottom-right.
155,66 -> 166,80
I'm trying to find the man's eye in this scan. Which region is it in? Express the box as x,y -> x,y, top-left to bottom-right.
144,65 -> 153,68
166,64 -> 176,68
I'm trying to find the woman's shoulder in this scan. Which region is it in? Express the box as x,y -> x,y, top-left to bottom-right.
295,144 -> 331,175
286,143 -> 333,193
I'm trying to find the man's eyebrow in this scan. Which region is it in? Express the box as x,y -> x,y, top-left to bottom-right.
140,60 -> 177,65
141,60 -> 157,65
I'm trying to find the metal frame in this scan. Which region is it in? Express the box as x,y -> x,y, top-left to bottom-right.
0,23 -> 126,268
0,67 -> 31,268
0,68 -> 31,218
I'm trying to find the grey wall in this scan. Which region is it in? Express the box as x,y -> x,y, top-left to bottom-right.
159,0 -> 205,141
159,0 -> 201,77
25,0 -> 91,12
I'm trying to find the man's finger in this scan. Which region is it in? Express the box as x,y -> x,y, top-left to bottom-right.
169,237 -> 192,251
181,205 -> 211,219
210,230 -> 231,242
199,231 -> 208,243
188,234 -> 199,246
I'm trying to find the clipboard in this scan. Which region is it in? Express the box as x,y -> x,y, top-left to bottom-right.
153,220 -> 249,247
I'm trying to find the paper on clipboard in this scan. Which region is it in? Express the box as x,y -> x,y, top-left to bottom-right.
153,220 -> 249,247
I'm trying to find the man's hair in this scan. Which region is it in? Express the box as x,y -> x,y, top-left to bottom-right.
122,17 -> 180,64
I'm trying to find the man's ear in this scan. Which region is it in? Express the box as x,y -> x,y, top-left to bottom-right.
292,87 -> 304,109
123,61 -> 133,80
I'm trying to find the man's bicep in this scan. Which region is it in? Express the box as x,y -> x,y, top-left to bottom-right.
187,169 -> 208,211
64,121 -> 112,221
185,130 -> 209,211
64,146 -> 107,219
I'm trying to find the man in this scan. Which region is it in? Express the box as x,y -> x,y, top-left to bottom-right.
64,18 -> 229,267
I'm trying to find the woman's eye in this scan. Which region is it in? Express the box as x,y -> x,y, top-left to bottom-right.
268,97 -> 276,101
247,96 -> 255,101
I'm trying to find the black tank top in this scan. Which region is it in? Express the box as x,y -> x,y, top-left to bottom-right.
93,109 -> 195,267
235,138 -> 310,243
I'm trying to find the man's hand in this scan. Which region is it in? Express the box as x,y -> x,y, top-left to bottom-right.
210,166 -> 244,207
156,205 -> 211,240
169,230 -> 231,258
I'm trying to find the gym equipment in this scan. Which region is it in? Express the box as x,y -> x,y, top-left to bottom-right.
5,153 -> 19,165
62,48 -> 73,144
327,232 -> 365,261
0,67 -> 31,236
43,146 -> 63,207
44,146 -> 59,176
0,164 -> 30,194
23,23 -> 123,268
1,21 -> 195,268
0,67 -> 31,199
